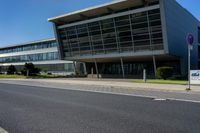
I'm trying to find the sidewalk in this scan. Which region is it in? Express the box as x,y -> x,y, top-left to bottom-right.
0,78 -> 199,92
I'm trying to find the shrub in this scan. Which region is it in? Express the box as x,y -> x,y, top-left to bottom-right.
156,67 -> 173,80
47,72 -> 52,75
7,65 -> 17,75
21,63 -> 41,76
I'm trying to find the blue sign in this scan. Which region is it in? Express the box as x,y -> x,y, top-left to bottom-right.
187,33 -> 194,45
191,72 -> 200,77
190,70 -> 200,84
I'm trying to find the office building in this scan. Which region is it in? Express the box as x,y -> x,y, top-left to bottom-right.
49,0 -> 200,78
0,38 -> 75,75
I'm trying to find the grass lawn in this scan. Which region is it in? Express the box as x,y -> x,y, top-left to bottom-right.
0,74 -> 67,79
131,79 -> 189,85
0,74 -> 26,79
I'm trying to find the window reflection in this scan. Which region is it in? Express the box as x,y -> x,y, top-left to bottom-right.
0,41 -> 57,54
0,52 -> 58,63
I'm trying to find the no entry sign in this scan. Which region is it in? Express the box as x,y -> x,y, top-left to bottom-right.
187,33 -> 195,45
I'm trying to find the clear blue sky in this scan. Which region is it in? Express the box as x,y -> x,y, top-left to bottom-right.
0,0 -> 199,47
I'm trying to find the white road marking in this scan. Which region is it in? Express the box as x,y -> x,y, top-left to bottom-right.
52,87 -> 200,104
153,98 -> 167,101
166,98 -> 200,104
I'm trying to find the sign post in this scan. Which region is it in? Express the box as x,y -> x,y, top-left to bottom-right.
186,33 -> 194,90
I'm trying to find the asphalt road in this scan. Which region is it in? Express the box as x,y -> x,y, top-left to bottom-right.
0,83 -> 200,133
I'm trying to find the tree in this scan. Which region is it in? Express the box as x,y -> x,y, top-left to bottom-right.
21,63 -> 41,76
156,67 -> 173,80
7,65 -> 17,75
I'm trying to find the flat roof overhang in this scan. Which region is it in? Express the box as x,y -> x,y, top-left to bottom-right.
48,0 -> 158,25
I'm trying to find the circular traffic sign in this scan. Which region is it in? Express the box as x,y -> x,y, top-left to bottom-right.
187,33 -> 195,45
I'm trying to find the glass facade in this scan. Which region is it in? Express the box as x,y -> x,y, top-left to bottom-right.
86,60 -> 180,77
35,63 -> 74,72
0,63 -> 74,73
58,8 -> 163,58
0,40 -> 57,54
0,40 -> 58,63
0,39 -> 75,73
0,52 -> 58,63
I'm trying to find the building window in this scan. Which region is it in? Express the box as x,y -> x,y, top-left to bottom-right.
0,41 -> 57,54
0,52 -> 58,63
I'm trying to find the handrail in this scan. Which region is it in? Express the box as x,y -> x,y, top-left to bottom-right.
65,44 -> 164,57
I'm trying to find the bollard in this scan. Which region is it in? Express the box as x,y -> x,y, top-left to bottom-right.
143,69 -> 147,83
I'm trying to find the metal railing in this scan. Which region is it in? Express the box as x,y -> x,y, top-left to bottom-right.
65,44 -> 164,57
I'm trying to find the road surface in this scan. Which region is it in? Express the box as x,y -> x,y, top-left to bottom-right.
0,83 -> 200,133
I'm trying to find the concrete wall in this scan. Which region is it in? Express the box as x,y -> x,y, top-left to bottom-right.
160,0 -> 200,75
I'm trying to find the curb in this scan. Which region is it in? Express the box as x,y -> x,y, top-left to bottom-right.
0,127 -> 8,133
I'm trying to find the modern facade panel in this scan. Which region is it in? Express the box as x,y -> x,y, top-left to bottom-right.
48,0 -> 200,78
57,7 -> 163,60
161,0 -> 200,74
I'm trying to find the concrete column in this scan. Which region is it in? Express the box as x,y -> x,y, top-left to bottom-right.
94,59 -> 99,78
83,62 -> 87,75
120,57 -> 125,79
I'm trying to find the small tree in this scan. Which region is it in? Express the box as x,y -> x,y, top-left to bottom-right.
7,65 -> 17,75
156,67 -> 173,80
21,63 -> 41,76
42,68 -> 49,73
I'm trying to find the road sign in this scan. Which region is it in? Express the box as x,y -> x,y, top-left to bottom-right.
187,33 -> 195,45
186,33 -> 195,90
190,70 -> 200,84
